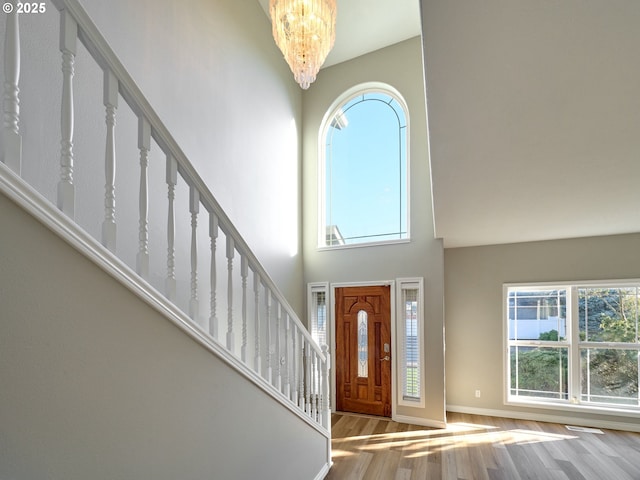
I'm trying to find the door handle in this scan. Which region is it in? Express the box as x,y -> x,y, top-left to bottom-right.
380,355 -> 390,362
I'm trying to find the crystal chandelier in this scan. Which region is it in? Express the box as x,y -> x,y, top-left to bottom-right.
269,0 -> 337,89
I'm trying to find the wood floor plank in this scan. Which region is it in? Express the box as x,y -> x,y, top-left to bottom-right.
555,459 -> 586,480
394,467 -> 412,480
326,412 -> 640,480
348,451 -> 374,480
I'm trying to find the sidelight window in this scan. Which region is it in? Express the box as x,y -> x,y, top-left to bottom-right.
397,278 -> 425,407
308,282 -> 329,347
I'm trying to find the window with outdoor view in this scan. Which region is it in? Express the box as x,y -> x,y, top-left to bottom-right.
308,283 -> 329,347
319,85 -> 409,248
506,282 -> 640,412
398,278 -> 424,407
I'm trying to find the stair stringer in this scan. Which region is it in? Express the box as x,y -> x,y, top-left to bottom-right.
0,162 -> 331,479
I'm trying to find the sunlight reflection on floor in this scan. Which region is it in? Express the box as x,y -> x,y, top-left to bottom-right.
333,421 -> 578,460
325,413 -> 640,480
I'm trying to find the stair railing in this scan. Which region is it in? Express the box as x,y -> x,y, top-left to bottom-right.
0,0 -> 330,440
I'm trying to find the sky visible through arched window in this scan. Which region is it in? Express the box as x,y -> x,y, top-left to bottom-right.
324,91 -> 408,246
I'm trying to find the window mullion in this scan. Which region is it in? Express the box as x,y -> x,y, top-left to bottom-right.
569,286 -> 581,404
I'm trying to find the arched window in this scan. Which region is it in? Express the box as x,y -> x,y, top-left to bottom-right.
319,84 -> 409,248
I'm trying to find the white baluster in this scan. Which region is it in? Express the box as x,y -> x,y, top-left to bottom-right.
101,69 -> 117,252
276,302 -> 282,391
284,313 -> 291,399
291,324 -> 298,404
253,272 -> 261,374
165,154 -> 177,301
240,255 -> 248,362
312,350 -> 318,419
317,354 -> 322,421
299,334 -> 305,409
209,213 -> 219,339
136,117 -> 150,278
57,10 -> 77,217
265,288 -> 272,384
316,351 -> 322,420
305,340 -> 311,415
189,187 -> 199,320
321,344 -> 331,429
2,2 -> 21,175
226,235 -> 234,352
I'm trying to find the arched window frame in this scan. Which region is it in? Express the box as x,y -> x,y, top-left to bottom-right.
318,82 -> 410,249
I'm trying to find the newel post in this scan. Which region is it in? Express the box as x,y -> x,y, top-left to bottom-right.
2,1 -> 22,175
321,344 -> 331,430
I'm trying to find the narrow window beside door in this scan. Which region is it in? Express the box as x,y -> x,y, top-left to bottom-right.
308,282 -> 329,347
397,278 -> 425,407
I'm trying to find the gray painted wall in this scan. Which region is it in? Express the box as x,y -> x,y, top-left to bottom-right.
445,232 -> 640,425
0,1 -> 329,476
421,0 -> 640,247
0,192 -> 328,479
301,38 -> 446,425
0,0 -> 305,317
4,1 -> 635,461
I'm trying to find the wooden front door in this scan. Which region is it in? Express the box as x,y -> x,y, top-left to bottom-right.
335,285 -> 392,417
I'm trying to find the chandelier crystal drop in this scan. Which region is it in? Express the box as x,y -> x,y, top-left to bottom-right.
269,0 -> 337,90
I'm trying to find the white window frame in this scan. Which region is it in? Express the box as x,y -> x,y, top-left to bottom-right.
504,279 -> 640,418
317,82 -> 410,250
397,277 -> 425,408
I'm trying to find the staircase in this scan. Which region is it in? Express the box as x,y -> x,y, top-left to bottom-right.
0,1 -> 331,478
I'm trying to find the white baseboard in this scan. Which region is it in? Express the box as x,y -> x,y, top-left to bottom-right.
393,414 -> 447,429
446,404 -> 640,433
314,462 -> 331,480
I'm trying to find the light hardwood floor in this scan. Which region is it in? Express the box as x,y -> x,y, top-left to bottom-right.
325,412 -> 640,480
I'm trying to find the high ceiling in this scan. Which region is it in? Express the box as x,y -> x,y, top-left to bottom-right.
422,0 -> 640,247
259,0 -> 640,248
256,0 -> 421,67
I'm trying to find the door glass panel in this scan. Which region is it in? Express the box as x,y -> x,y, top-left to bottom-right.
357,310 -> 368,378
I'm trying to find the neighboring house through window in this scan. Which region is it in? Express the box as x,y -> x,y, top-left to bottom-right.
506,281 -> 640,415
